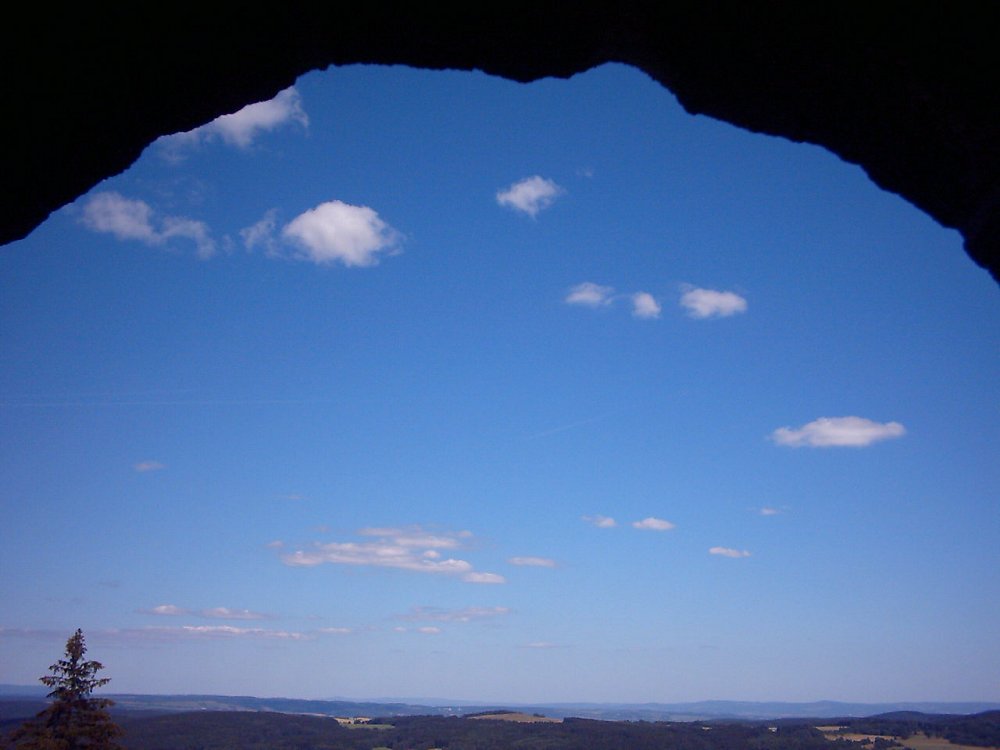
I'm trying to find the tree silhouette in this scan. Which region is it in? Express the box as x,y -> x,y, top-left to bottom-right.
10,629 -> 123,750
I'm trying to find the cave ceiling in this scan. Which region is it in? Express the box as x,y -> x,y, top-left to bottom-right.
3,3 -> 998,281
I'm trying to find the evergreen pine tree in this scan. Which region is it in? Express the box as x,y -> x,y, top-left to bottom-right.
10,629 -> 123,750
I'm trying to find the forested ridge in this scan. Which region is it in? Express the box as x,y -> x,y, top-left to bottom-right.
4,709 -> 992,750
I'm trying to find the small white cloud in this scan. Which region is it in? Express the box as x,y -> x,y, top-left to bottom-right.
401,606 -> 511,623
582,515 -> 616,528
496,176 -> 564,217
680,286 -> 748,319
631,291 -> 661,319
416,626 -> 442,635
317,627 -> 352,635
161,216 -> 216,259
709,547 -> 751,558
163,87 -> 308,152
133,460 -> 165,473
565,282 -> 614,307
281,200 -> 401,267
83,192 -> 159,244
155,625 -> 310,641
201,607 -> 269,621
207,87 -> 309,147
523,641 -> 560,649
265,540 -> 284,549
143,604 -> 188,616
81,192 -> 215,258
508,556 -> 557,568
632,517 -> 676,531
463,572 -> 506,584
759,507 -> 781,516
771,416 -> 906,448
240,209 -> 278,253
281,525 -> 498,584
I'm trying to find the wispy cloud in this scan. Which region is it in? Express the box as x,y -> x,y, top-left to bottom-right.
1,626 -> 337,644
679,286 -> 748,319
631,291 -> 661,319
582,515 -> 616,528
280,525 -> 504,584
133,460 -> 165,473
81,192 -> 215,258
508,556 -> 557,568
759,507 -> 781,516
496,176 -> 563,217
141,605 -> 270,620
138,625 -> 310,641
240,209 -> 278,253
141,604 -> 188,616
162,87 -> 308,152
277,200 -> 402,267
463,572 -> 507,585
522,641 -> 562,649
771,416 -> 906,448
709,547 -> 751,558
632,517 -> 676,531
565,282 -> 614,307
202,607 -> 269,621
399,606 -> 511,623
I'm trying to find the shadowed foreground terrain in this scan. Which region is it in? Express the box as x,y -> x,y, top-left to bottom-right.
4,704 -> 999,750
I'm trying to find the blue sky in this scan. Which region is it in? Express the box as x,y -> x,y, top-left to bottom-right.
1,63 -> 997,704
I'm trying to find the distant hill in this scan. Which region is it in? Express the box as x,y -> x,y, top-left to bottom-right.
3,690 -> 998,722
0,686 -> 46,698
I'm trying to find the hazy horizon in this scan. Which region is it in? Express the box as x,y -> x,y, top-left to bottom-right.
1,63 -> 997,704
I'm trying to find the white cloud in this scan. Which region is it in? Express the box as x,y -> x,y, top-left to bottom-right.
240,209 -> 278,253
759,507 -> 781,516
679,286 -> 748,319
523,641 -> 560,649
81,191 -> 215,258
417,626 -> 442,634
265,540 -> 284,549
359,527 -> 467,550
161,216 -> 216,259
82,192 -> 159,243
463,572 -> 506,584
281,200 -> 401,267
317,627 -> 352,635
496,175 -> 563,217
631,291 -> 661,319
142,604 -> 269,619
147,625 -> 310,641
401,606 -> 511,623
508,556 -> 557,568
162,87 -> 308,152
632,517 -> 676,531
565,282 -> 614,307
207,87 -> 309,147
133,460 -> 165,473
281,526 -> 502,584
709,547 -> 751,558
582,515 -> 616,528
143,604 -> 188,616
771,416 -> 906,448
201,607 -> 269,621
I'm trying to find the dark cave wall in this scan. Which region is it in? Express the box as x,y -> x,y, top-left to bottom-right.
3,3 -> 998,280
